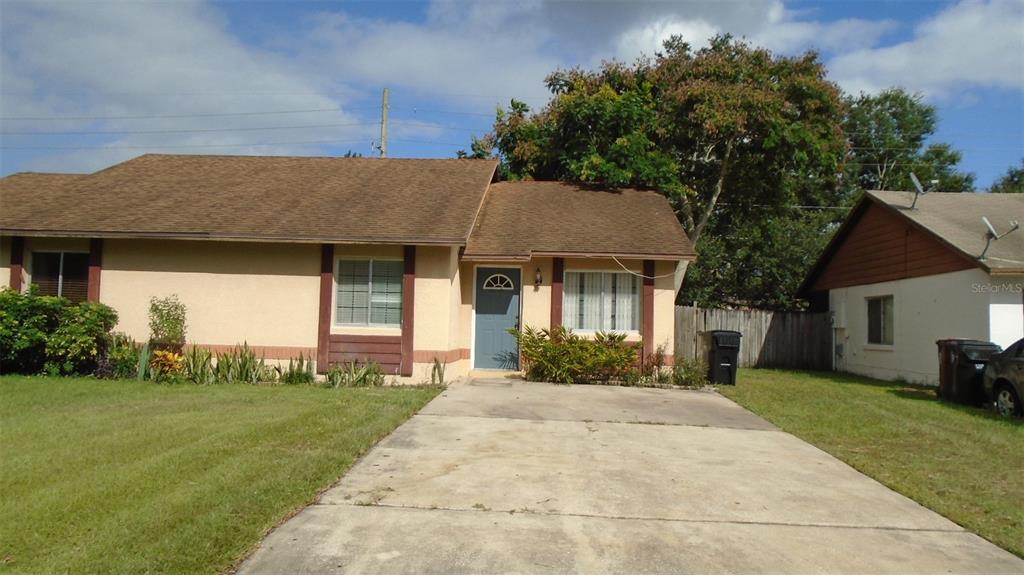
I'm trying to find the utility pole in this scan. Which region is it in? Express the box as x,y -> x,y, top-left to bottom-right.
379,87 -> 389,158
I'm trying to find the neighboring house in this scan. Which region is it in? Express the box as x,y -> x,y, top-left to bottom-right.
0,154 -> 695,381
800,190 -> 1024,385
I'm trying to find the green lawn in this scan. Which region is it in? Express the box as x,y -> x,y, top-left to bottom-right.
0,376 -> 441,574
720,369 -> 1024,558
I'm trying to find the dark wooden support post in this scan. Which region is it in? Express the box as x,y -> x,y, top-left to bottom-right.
87,238 -> 103,302
642,259 -> 655,364
401,245 -> 416,377
316,244 -> 334,374
550,257 -> 564,329
9,236 -> 24,292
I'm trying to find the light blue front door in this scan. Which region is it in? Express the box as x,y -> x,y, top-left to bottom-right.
474,268 -> 521,369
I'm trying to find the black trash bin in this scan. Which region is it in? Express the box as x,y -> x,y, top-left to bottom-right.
936,339 -> 1002,404
707,330 -> 742,385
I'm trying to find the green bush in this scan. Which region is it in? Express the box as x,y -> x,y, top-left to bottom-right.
513,326 -> 639,384
45,302 -> 119,375
182,346 -> 215,385
213,343 -> 269,385
277,354 -> 315,385
98,333 -> 140,379
326,361 -> 386,388
148,295 -> 187,352
0,288 -> 67,373
672,356 -> 709,388
0,288 -> 118,375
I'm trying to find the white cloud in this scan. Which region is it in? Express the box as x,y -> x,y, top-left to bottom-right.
829,0 -> 1024,98
0,0 -> 371,173
615,19 -> 720,62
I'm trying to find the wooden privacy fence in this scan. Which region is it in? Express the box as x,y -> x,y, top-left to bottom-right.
674,306 -> 832,370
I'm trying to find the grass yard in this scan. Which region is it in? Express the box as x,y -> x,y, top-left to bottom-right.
0,376 -> 441,574
720,369 -> 1024,558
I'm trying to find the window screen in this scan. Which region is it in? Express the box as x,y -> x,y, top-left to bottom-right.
336,259 -> 403,326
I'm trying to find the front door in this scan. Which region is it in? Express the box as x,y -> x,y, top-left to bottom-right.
474,268 -> 521,369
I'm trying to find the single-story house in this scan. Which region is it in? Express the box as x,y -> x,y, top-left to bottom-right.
0,154 -> 695,381
799,190 -> 1024,385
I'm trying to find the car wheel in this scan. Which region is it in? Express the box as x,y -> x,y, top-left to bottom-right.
994,383 -> 1022,417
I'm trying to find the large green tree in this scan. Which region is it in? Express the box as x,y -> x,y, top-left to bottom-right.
843,89 -> 975,193
989,159 -> 1024,193
485,35 -> 847,245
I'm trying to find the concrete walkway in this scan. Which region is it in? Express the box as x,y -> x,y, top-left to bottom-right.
238,379 -> 1023,574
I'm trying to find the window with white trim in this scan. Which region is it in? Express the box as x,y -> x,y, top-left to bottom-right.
866,295 -> 894,345
31,252 -> 89,303
335,259 -> 403,327
563,271 -> 640,332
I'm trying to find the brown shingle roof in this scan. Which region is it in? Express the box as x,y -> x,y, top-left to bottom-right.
464,181 -> 695,260
0,154 -> 498,244
868,190 -> 1024,273
799,190 -> 1024,296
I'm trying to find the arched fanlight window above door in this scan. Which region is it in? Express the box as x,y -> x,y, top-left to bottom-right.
482,273 -> 515,290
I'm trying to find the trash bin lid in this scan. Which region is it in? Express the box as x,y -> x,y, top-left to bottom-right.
936,339 -> 1003,361
710,330 -> 742,348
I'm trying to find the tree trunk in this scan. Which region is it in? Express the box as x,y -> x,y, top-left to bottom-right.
692,139 -> 733,243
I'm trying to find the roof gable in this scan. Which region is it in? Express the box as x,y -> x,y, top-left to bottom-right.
800,190 -> 1024,296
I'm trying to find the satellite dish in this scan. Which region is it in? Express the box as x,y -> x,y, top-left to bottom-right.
982,216 -> 999,238
979,217 -> 1021,260
910,173 -> 924,194
909,172 -> 930,209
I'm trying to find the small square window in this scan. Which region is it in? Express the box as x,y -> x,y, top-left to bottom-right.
867,296 -> 894,345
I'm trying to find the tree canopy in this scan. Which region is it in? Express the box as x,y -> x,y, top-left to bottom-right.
989,159 -> 1024,193
463,35 -> 980,310
842,89 -> 974,193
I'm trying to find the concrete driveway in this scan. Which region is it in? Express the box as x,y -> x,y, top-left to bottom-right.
238,379 -> 1023,574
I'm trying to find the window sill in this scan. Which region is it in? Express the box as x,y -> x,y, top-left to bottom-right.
331,325 -> 402,336
863,344 -> 894,352
570,329 -> 642,341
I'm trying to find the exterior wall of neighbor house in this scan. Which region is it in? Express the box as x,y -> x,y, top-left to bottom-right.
457,256 -> 680,371
102,239 -> 321,354
987,274 -> 1024,348
828,267 -> 995,385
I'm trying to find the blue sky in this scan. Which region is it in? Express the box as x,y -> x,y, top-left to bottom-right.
1,0 -> 1021,188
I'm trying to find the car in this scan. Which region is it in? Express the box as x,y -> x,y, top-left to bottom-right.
983,338 -> 1024,417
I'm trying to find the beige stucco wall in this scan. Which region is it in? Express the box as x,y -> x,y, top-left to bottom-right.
458,256 -> 682,370
102,239 -> 321,349
0,236 -> 10,289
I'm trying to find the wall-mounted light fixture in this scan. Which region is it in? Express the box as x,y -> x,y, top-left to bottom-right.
534,267 -> 543,287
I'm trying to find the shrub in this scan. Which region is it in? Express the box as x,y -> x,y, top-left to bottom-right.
150,350 -> 184,383
213,343 -> 268,384
96,333 -> 139,379
326,361 -> 386,388
182,346 -> 215,385
148,295 -> 187,353
431,357 -> 446,385
45,302 -> 119,375
513,326 -> 639,384
277,354 -> 315,385
0,288 -> 67,373
672,356 -> 709,388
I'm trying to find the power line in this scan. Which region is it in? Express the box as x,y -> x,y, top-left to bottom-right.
0,107 -> 358,122
0,122 -> 379,136
0,137 -> 467,151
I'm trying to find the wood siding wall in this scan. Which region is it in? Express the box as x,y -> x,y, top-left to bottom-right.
812,203 -> 974,291
675,306 -> 832,370
328,334 -> 403,374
